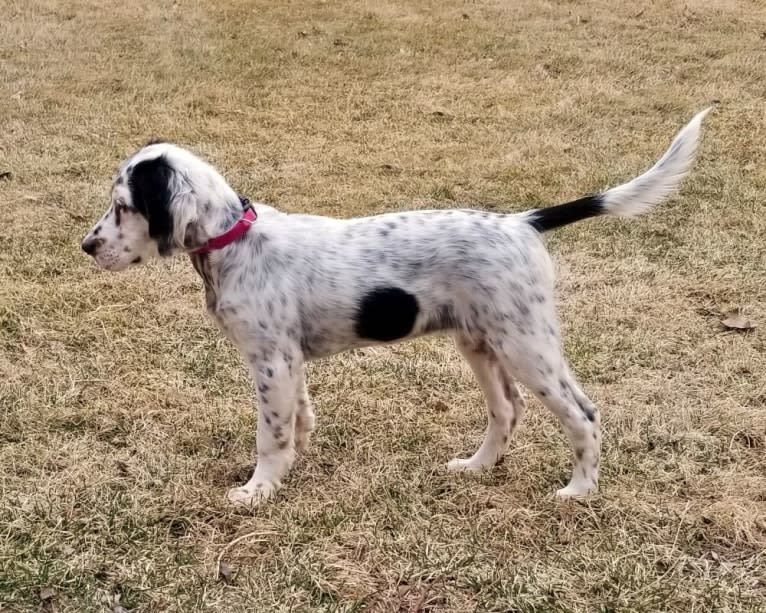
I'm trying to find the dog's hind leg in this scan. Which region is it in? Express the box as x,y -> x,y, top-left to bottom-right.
447,335 -> 526,472
496,331 -> 601,498
294,366 -> 316,453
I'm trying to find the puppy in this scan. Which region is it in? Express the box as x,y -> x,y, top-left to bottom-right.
82,109 -> 710,504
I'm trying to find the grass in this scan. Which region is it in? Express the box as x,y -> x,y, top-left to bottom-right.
1,0 -> 765,611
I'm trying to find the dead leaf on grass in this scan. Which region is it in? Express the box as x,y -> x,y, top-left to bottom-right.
218,561 -> 234,584
721,311 -> 756,331
39,587 -> 56,602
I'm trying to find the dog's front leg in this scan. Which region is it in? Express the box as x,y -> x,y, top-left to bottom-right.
228,351 -> 301,505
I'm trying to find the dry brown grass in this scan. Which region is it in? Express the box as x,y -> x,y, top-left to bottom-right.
1,0 -> 766,611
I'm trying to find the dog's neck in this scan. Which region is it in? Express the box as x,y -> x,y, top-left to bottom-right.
181,189 -> 244,251
185,190 -> 253,312
189,251 -> 220,313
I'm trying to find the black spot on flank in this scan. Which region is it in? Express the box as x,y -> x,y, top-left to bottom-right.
131,256 -> 142,264
258,382 -> 270,394
123,246 -> 131,253
385,221 -> 397,230
355,287 -> 419,342
264,413 -> 272,426
265,367 -> 274,378
538,389 -> 548,397
118,232 -> 124,240
575,448 -> 584,461
379,228 -> 389,238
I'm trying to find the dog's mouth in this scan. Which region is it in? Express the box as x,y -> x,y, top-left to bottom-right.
87,249 -> 120,271
94,251 -> 144,272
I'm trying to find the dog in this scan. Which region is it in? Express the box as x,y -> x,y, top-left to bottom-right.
82,109 -> 710,505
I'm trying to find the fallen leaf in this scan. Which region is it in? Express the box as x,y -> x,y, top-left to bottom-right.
721,312 -> 756,331
0,171 -> 11,180
111,591 -> 129,612
39,587 -> 56,601
429,110 -> 452,122
39,586 -> 56,609
430,399 -> 449,412
218,561 -> 234,584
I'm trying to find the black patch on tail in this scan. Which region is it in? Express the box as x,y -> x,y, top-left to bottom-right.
526,195 -> 604,232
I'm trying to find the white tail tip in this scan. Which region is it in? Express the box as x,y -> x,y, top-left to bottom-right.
601,106 -> 713,217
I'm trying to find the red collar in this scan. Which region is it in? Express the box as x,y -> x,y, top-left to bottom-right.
190,207 -> 257,255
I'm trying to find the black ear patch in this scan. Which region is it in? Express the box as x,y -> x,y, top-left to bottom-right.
354,287 -> 419,342
128,156 -> 175,255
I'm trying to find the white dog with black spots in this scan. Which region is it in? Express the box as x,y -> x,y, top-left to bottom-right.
82,109 -> 711,505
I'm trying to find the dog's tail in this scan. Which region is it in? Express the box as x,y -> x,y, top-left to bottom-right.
524,107 -> 712,233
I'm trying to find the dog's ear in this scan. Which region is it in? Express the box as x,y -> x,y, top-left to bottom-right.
128,156 -> 175,255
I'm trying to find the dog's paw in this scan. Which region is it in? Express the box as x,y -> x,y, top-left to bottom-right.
446,458 -> 488,473
294,431 -> 312,453
555,483 -> 596,499
226,481 -> 278,506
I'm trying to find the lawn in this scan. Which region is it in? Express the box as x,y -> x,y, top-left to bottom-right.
1,0 -> 765,611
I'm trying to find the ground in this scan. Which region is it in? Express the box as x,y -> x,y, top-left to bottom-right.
1,0 -> 765,611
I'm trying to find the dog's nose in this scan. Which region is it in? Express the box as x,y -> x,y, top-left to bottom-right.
81,237 -> 100,256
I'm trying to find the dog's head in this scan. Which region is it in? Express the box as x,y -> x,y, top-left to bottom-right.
82,142 -> 240,271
